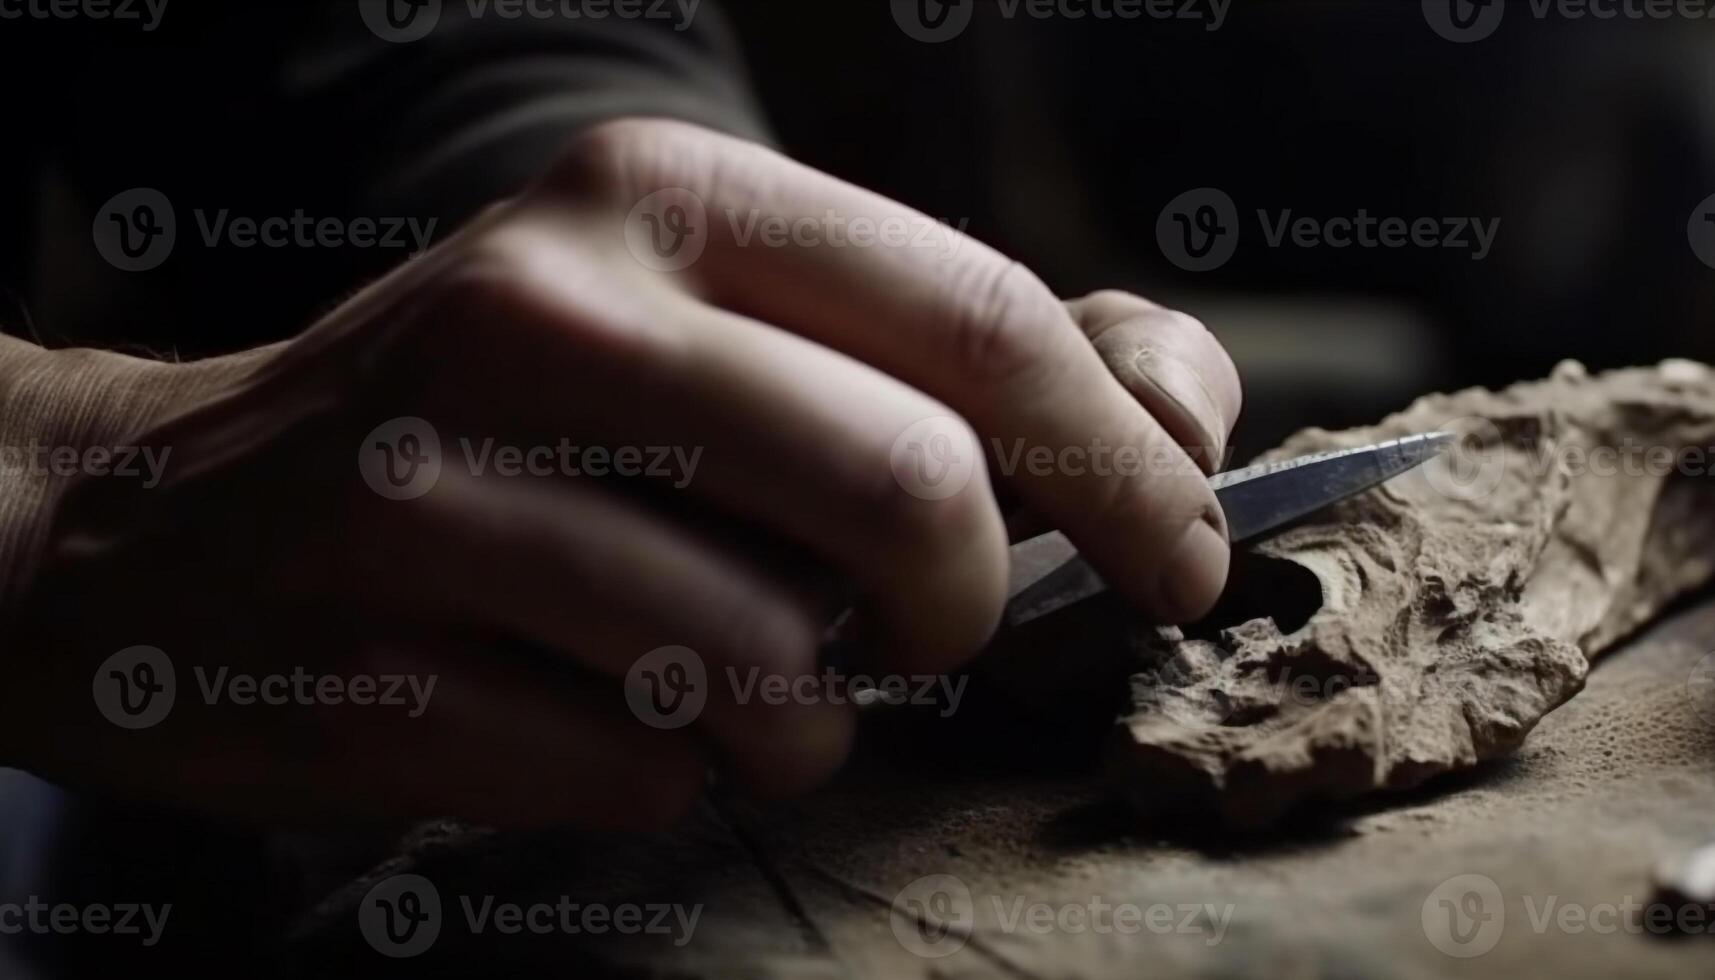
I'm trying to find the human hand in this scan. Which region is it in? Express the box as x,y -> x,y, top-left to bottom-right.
2,119 -> 1239,829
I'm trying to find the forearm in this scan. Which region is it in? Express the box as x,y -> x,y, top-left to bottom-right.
0,334 -> 276,603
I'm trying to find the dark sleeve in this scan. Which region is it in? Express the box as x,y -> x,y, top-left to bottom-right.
286,0 -> 777,220
23,1 -> 772,354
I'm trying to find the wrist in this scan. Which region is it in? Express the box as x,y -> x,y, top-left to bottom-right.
3,339 -> 262,450
0,336 -> 272,602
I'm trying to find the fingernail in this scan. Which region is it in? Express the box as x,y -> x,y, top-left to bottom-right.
1132,349 -> 1227,470
1160,517 -> 1230,623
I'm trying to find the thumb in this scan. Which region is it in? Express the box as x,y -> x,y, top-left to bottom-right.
1066,291 -> 1242,474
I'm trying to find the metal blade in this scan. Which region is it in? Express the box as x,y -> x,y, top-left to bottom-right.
1212,431 -> 1455,543
1003,432 -> 1454,627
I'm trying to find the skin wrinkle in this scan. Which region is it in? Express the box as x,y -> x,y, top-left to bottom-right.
1131,346 -> 1226,452
0,115 -> 1247,827
0,336 -> 266,604
1070,293 -> 1239,475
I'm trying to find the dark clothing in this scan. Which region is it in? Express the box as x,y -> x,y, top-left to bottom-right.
0,0 -> 768,357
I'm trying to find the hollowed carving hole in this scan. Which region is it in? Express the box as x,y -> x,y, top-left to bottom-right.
1183,552 -> 1324,643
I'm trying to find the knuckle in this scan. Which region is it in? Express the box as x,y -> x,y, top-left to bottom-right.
944,260 -> 1065,384
546,118 -> 702,205
427,223 -> 611,339
402,224 -> 667,391
434,226 -> 549,312
1156,307 -> 1215,344
575,116 -> 657,158
404,243 -> 540,354
864,418 -> 994,548
1157,308 -> 1241,405
1086,289 -> 1137,306
1080,289 -> 1164,321
546,119 -> 651,200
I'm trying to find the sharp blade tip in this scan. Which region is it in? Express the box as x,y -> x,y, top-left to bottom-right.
1388,431 -> 1458,476
1420,430 -> 1459,455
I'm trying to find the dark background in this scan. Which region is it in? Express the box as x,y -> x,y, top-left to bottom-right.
726,1 -> 1715,451
4,2 -> 1711,454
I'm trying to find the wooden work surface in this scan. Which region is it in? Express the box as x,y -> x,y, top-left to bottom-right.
274,593 -> 1715,978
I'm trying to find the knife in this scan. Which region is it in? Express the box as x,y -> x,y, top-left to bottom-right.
825,431 -> 1455,699
1002,431 -> 1455,627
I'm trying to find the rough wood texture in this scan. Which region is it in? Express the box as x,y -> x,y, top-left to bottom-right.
1112,360 -> 1715,827
283,597 -> 1715,978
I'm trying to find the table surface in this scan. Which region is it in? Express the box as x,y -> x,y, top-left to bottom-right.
290,595 -> 1715,979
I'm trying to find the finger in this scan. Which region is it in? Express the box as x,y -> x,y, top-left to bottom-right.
342,466 -> 856,799
1065,291 -> 1242,474
20,620 -> 709,831
402,218 -> 1011,674
562,121 -> 1229,622
330,633 -> 713,830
